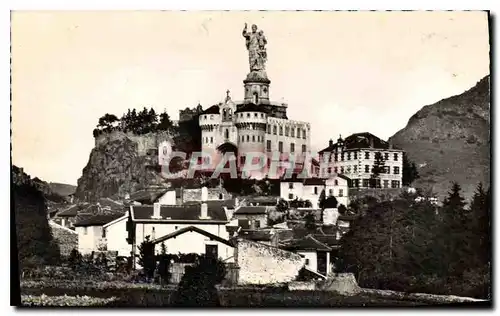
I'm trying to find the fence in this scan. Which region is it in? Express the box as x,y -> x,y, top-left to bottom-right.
168,262 -> 240,285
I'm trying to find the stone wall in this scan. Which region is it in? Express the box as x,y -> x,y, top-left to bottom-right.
95,131 -> 172,156
49,221 -> 78,257
235,238 -> 305,285
182,187 -> 232,203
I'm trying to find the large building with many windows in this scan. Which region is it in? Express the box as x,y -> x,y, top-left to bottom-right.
198,24 -> 311,179
318,133 -> 404,189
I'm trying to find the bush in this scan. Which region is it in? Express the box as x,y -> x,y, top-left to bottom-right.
21,294 -> 119,307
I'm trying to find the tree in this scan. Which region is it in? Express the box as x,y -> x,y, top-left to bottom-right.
276,198 -> 289,213
370,152 -> 385,188
318,189 -> 326,209
402,153 -> 420,186
157,110 -> 173,131
304,211 -> 316,231
323,196 -> 338,209
138,236 -> 156,281
469,183 -> 490,268
171,255 -> 225,307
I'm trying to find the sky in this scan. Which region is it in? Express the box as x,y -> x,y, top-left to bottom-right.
11,11 -> 490,185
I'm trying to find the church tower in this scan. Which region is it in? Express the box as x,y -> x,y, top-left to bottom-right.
243,71 -> 271,105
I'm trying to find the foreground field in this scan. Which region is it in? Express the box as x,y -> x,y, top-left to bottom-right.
19,279 -> 434,307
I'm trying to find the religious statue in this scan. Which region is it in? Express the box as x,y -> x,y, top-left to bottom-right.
242,23 -> 267,71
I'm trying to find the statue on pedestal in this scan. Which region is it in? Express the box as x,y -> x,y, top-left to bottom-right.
242,23 -> 267,72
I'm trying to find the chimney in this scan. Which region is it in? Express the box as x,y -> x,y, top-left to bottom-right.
235,197 -> 239,208
152,202 -> 162,219
201,186 -> 208,202
200,202 -> 209,219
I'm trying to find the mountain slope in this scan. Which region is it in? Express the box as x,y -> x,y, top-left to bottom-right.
48,183 -> 77,197
389,75 -> 490,202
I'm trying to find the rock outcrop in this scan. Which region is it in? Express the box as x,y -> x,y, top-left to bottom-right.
389,75 -> 490,201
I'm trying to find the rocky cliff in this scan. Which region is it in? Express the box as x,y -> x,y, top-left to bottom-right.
12,165 -> 68,204
75,131 -> 171,202
389,75 -> 490,201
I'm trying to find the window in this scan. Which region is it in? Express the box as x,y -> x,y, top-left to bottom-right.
175,226 -> 178,230
255,220 -> 261,228
363,179 -> 369,187
291,128 -> 295,137
240,156 -> 246,165
219,193 -> 223,200
279,126 -> 283,136
347,152 -> 351,160
267,140 -> 271,151
341,153 -> 345,161
334,153 -> 338,162
241,135 -> 244,142
279,141 -> 283,153
334,167 -> 338,173
393,166 -> 400,174
285,126 -> 289,136
152,227 -> 156,239
205,244 -> 218,258
261,113 -> 264,118
297,128 -> 301,138
329,189 -> 333,195
365,165 -> 370,173
384,166 -> 390,174
288,193 -> 294,199
102,228 -> 106,238
354,152 -> 358,159
353,165 -> 357,173
302,129 -> 306,139
252,135 -> 255,142
384,153 -> 389,160
327,167 -> 332,174
290,143 -> 295,153
340,166 -> 344,174
383,180 -> 389,188
302,144 -> 306,153
346,166 -> 351,174
305,258 -> 310,265
225,129 -> 229,139
365,152 -> 370,159
210,137 -> 213,143
267,125 -> 271,133
273,126 -> 277,135
354,179 -> 360,187
247,113 -> 250,118
334,179 -> 338,186
289,182 -> 294,189
314,187 -> 318,195
339,189 -> 343,197
391,180 -> 400,188
84,227 -> 88,235
254,113 -> 258,118
394,153 -> 398,161
246,135 -> 250,142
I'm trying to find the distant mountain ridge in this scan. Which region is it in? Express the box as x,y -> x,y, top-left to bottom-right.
12,165 -> 71,203
389,75 -> 490,201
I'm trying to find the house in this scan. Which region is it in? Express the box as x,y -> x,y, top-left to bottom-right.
73,212 -> 127,255
231,206 -> 271,230
241,196 -> 279,206
54,203 -> 90,229
128,188 -> 173,205
123,201 -> 233,263
280,174 -> 351,208
281,235 -> 333,277
318,133 -> 405,189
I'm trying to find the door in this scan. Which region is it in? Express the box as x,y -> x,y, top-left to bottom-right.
205,244 -> 218,258
317,252 -> 327,276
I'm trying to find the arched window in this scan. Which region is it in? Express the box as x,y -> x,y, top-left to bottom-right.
273,126 -> 277,135
279,126 -> 283,136
228,109 -> 233,120
225,129 -> 229,139
253,92 -> 258,104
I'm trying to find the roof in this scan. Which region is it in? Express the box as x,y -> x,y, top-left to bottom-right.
152,226 -> 234,247
233,206 -> 269,215
282,235 -> 332,252
129,189 -> 169,204
312,235 -> 340,248
338,214 -> 357,221
57,203 -> 90,217
73,212 -> 126,227
200,105 -> 220,115
303,178 -> 326,186
183,199 -> 237,209
131,204 -> 228,223
319,132 -> 403,153
243,196 -> 278,206
234,103 -> 269,114
239,229 -> 273,242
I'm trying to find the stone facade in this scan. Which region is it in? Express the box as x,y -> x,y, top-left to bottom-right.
94,131 -> 171,156
182,187 -> 231,203
235,238 -> 305,285
49,221 -> 78,257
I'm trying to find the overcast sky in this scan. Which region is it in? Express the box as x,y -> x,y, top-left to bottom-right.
11,11 -> 490,185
